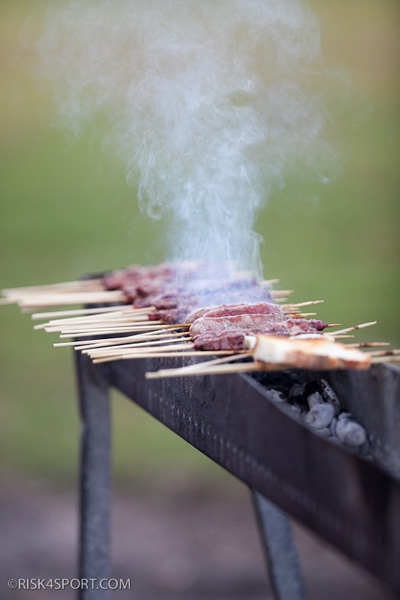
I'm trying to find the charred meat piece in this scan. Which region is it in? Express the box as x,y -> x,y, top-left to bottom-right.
135,279 -> 168,297
189,307 -> 327,345
185,305 -> 221,323
102,265 -> 142,290
103,263 -> 272,306
148,309 -> 181,324
285,319 -> 327,335
193,330 -> 247,351
203,302 -> 284,319
190,313 -> 287,339
103,263 -> 177,291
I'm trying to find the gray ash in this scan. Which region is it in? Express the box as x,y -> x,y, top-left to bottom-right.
255,373 -> 370,457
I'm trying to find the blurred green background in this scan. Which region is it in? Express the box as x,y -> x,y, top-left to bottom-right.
0,0 -> 399,485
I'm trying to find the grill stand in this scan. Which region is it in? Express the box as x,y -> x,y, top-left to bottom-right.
76,352 -> 112,600
74,350 -> 400,599
75,351 -> 307,600
252,491 -> 307,599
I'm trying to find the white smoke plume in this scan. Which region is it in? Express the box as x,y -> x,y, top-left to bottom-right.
35,0 -> 333,278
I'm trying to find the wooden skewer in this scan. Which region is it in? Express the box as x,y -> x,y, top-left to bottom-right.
44,318 -> 159,333
85,346 -> 193,359
105,306 -> 152,315
54,312 -> 154,324
77,330 -> 188,349
18,290 -> 126,308
346,342 -> 390,348
34,312 -> 150,330
321,334 -> 354,339
53,328 -> 188,348
0,297 -> 20,305
367,349 -> 400,357
51,325 -> 162,336
283,312 -> 318,319
53,339 -> 109,348
162,352 -> 252,372
260,279 -> 280,287
53,321 -> 165,332
3,287 -> 106,304
58,323 -> 189,338
145,360 -> 269,379
94,350 -> 242,364
282,300 -> 324,309
326,321 -> 377,336
84,337 -> 192,356
40,319 -> 153,335
31,305 -> 130,320
270,290 -> 293,298
99,341 -> 195,354
23,290 -> 125,302
34,310 -> 156,330
2,279 -> 103,297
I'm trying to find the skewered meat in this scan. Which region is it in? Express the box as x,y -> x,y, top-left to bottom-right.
185,305 -> 221,323
186,299 -> 281,323
103,263 -> 174,290
103,263 -> 330,356
200,302 -> 284,319
148,309 -> 181,324
103,263 -> 272,308
192,320 -> 327,351
285,319 -> 327,335
189,306 -> 325,340
190,313 -> 287,338
139,292 -> 194,311
193,330 -> 247,351
189,304 -> 327,350
102,265 -> 142,289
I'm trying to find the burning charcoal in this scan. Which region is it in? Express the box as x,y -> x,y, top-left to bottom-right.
288,382 -> 307,407
319,379 -> 341,415
334,413 -> 367,447
304,403 -> 335,429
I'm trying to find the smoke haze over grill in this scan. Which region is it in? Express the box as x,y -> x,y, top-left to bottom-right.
35,0 -> 334,279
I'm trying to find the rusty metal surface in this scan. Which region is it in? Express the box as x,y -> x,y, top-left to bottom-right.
96,358 -> 400,595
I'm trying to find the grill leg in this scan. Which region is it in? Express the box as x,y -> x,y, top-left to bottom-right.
75,351 -> 112,600
251,490 -> 308,600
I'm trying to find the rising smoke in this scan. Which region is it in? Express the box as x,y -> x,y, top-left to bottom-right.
35,0 -> 334,278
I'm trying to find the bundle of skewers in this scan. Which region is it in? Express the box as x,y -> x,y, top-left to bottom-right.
2,261 -> 399,379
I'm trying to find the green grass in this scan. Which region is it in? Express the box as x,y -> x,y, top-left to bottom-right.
0,0 -> 399,483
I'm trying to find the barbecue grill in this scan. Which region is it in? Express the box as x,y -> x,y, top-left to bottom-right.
75,333 -> 400,600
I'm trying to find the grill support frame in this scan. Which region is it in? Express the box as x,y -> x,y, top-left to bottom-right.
75,350 -> 400,599
76,352 -> 112,600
